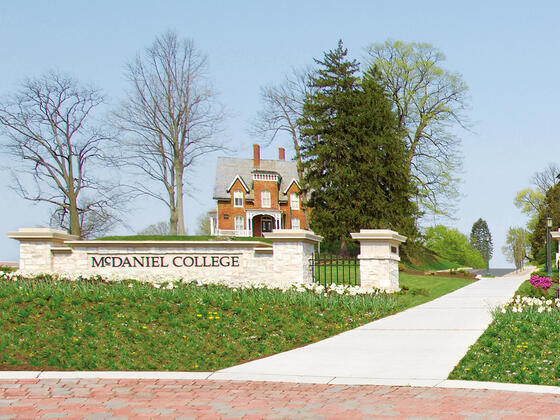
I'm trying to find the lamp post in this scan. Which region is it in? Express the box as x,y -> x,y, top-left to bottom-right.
546,216 -> 552,278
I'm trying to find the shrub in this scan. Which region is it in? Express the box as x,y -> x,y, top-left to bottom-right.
529,275 -> 552,291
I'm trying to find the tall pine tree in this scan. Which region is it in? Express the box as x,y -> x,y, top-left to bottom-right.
470,218 -> 493,264
298,41 -> 417,251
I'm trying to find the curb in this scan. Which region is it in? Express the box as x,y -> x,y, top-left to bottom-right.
1,371 -> 559,395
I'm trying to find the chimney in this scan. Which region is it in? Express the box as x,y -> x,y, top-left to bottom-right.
253,144 -> 260,167
278,147 -> 285,160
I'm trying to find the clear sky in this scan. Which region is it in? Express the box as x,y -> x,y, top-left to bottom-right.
1,0 -> 558,267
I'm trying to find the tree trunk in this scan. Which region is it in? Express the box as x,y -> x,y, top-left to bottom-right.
169,208 -> 178,235
175,162 -> 186,235
339,236 -> 347,256
68,197 -> 81,238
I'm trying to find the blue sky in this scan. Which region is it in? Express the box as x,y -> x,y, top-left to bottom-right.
1,1 -> 558,267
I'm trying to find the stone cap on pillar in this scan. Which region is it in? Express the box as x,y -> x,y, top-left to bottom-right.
350,229 -> 406,244
264,229 -> 323,244
351,229 -> 406,260
7,227 -> 79,242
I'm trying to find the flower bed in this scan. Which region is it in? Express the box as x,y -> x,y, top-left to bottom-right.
449,277 -> 560,386
1,270 -> 383,296
0,271 -> 473,372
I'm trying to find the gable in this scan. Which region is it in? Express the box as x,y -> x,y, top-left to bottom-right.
226,175 -> 250,193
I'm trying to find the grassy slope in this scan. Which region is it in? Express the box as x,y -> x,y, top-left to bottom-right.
0,273 -> 473,372
402,245 -> 462,271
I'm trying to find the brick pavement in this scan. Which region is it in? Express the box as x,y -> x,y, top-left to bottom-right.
1,378 -> 560,419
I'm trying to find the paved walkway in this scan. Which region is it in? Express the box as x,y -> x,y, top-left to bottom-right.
211,268 -> 533,386
3,378 -> 560,419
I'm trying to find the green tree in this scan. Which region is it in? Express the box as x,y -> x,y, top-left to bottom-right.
424,225 -> 485,268
513,163 -> 559,231
503,227 -> 529,270
530,182 -> 560,260
470,218 -> 493,265
298,41 -> 417,252
367,41 -> 469,217
196,212 -> 211,235
514,188 -> 544,231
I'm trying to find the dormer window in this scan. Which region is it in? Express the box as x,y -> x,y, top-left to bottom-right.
234,190 -> 243,207
261,190 -> 271,208
290,193 -> 299,210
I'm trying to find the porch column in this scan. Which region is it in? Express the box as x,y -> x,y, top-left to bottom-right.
246,213 -> 253,236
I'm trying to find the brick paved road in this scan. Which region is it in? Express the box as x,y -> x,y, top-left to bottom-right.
2,378 -> 560,419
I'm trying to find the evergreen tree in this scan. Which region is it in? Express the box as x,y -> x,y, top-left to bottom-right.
470,218 -> 493,264
298,40 -> 417,251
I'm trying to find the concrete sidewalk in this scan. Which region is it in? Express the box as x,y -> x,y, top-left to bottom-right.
210,267 -> 533,386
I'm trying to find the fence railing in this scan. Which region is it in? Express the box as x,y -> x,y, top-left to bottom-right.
310,254 -> 360,286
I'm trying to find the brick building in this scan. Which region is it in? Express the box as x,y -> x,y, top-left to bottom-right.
210,144 -> 308,237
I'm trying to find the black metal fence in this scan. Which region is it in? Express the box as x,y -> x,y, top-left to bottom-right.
310,254 -> 360,286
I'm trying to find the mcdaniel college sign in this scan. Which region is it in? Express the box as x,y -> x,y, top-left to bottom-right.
91,255 -> 240,269
7,228 -> 410,291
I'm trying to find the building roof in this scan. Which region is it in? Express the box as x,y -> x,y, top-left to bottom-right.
213,157 -> 299,200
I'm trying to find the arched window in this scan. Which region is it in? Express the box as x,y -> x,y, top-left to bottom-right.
261,190 -> 271,208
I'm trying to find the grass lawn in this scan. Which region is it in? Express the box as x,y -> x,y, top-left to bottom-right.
449,272 -> 560,386
0,273 -> 474,372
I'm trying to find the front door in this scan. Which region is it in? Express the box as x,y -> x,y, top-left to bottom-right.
262,217 -> 273,233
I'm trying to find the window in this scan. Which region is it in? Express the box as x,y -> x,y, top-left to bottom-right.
291,217 -> 300,229
233,190 -> 243,207
234,216 -> 244,231
261,190 -> 271,208
290,193 -> 299,210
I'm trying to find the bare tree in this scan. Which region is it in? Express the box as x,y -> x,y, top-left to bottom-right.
251,68 -> 312,225
367,40 -> 470,218
514,162 -> 560,231
531,162 -> 560,194
502,226 -> 529,270
251,68 -> 311,170
113,31 -> 224,235
0,71 -> 122,238
137,221 -> 171,235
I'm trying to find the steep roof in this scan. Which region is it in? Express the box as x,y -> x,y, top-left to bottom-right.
213,157 -> 299,200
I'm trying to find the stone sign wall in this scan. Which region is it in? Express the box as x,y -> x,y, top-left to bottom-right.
8,228 -> 405,291
7,228 -> 322,286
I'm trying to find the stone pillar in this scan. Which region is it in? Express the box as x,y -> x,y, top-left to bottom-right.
264,229 -> 322,285
7,228 -> 78,272
350,229 -> 407,291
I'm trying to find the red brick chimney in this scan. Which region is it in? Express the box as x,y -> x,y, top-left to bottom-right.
278,147 -> 285,160
253,144 -> 260,167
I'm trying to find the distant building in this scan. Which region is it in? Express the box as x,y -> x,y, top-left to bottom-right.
210,144 -> 308,237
